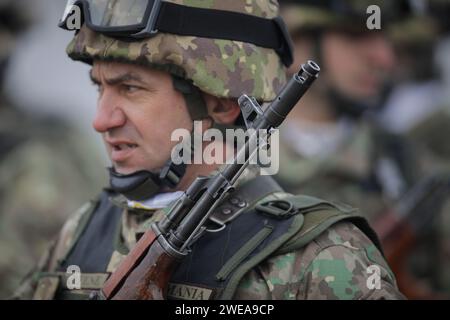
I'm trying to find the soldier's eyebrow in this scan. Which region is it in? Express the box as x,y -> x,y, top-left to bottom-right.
89,70 -> 146,86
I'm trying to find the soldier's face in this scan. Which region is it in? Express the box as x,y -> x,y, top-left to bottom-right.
90,61 -> 193,175
321,31 -> 396,100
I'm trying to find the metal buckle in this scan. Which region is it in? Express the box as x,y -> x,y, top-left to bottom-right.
256,200 -> 298,219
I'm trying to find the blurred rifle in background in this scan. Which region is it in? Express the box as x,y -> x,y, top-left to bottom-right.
373,172 -> 450,299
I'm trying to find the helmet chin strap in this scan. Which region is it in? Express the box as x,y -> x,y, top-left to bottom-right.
108,155 -> 188,201
109,168 -> 165,201
108,131 -> 196,201
108,76 -> 209,201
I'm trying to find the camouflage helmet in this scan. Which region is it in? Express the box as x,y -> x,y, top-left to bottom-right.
66,0 -> 288,102
279,0 -> 412,34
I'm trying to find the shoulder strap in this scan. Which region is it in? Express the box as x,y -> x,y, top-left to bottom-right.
168,187 -> 375,300
48,197 -> 101,271
57,191 -> 123,273
168,193 -> 305,300
219,195 -> 382,300
275,195 -> 383,255
49,191 -> 115,272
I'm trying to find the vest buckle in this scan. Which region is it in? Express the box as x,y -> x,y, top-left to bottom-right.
255,200 -> 299,219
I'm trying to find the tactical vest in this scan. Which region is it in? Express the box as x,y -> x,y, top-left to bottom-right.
32,176 -> 382,300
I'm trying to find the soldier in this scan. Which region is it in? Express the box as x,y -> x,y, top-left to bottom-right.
277,0 -> 420,222
277,0 -> 449,297
14,0 -> 404,300
377,0 -> 450,295
0,0 -> 106,298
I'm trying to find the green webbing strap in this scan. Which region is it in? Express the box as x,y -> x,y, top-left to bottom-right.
172,75 -> 245,131
220,212 -> 305,300
273,195 -> 384,256
276,208 -> 352,255
216,225 -> 274,281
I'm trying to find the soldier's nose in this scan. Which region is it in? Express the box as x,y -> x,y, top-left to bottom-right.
92,94 -> 127,133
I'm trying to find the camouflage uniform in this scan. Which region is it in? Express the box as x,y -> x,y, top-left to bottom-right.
14,166 -> 403,300
14,0 -> 404,300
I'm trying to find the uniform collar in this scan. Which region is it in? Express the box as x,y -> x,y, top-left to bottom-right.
126,191 -> 184,211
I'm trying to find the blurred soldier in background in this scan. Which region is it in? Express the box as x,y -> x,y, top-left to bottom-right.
277,0 -> 414,220
277,0 -> 449,298
377,0 -> 450,295
0,0 -> 106,298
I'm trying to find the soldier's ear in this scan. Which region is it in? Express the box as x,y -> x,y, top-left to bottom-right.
203,94 -> 241,125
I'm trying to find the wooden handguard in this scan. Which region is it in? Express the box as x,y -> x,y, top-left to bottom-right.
102,229 -> 158,299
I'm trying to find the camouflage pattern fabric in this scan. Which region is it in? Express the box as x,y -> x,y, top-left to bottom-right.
234,220 -> 401,299
66,0 -> 287,102
0,102 -> 107,299
13,166 -> 404,300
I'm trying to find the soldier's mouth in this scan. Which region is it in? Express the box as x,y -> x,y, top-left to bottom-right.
113,144 -> 138,151
108,142 -> 139,162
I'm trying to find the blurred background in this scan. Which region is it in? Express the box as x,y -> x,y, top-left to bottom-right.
0,0 -> 107,299
0,0 -> 449,300
4,0 -> 108,135
275,0 -> 450,300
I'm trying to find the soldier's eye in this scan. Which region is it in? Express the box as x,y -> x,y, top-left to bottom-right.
122,84 -> 140,94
